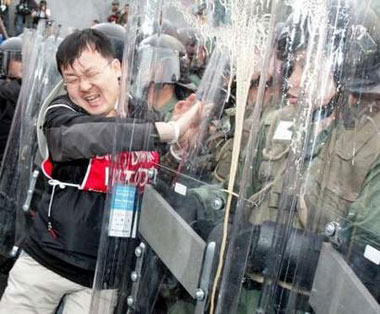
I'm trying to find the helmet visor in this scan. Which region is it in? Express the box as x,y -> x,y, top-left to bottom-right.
1,50 -> 22,79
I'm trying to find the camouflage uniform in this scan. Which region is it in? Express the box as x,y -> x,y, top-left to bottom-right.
342,155 -> 380,302
234,100 -> 380,313
301,106 -> 380,232
334,106 -> 380,303
245,105 -> 300,226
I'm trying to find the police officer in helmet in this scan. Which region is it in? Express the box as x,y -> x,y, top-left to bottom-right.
135,33 -> 196,120
0,36 -> 22,162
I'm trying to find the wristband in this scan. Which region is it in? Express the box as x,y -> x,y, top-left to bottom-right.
170,144 -> 183,161
168,121 -> 180,144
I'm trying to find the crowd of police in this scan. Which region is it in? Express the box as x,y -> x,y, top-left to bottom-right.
0,0 -> 377,313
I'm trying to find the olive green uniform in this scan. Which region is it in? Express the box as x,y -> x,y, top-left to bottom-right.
245,104 -> 380,231
343,153 -> 380,302
238,104 -> 380,313
302,106 -> 380,232
348,158 -> 380,252
188,73 -> 202,88
159,95 -> 179,121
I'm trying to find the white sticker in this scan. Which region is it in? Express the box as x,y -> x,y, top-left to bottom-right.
108,185 -> 138,238
364,244 -> 380,265
273,120 -> 294,141
174,182 -> 187,196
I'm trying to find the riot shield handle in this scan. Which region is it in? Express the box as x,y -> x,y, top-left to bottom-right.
126,242 -> 146,313
22,169 -> 39,213
195,241 -> 216,314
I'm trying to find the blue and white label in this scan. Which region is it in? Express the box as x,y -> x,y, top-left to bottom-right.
108,184 -> 138,238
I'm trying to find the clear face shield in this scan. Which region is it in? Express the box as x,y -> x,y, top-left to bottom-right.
133,46 -> 181,108
1,51 -> 22,79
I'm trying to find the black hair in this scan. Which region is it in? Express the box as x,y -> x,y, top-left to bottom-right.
56,28 -> 115,75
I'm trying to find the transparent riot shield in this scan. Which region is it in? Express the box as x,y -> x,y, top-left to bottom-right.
0,20 -> 61,268
15,20 -> 62,248
90,0 -> 247,313
0,33 -> 30,292
215,0 -> 380,313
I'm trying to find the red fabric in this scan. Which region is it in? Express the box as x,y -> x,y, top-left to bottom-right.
107,13 -> 119,23
42,151 -> 160,193
42,158 -> 54,178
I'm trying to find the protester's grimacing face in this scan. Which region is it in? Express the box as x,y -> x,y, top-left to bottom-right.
61,47 -> 121,116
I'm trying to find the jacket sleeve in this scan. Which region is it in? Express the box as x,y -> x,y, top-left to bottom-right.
44,104 -> 161,162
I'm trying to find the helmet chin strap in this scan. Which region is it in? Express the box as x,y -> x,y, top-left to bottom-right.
311,90 -> 342,123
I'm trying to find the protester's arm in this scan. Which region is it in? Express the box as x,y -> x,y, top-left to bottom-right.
45,105 -> 160,162
44,95 -> 200,162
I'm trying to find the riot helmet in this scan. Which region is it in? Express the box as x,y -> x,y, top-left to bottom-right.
0,36 -> 22,79
139,33 -> 186,55
92,22 -> 126,62
133,34 -> 195,114
276,2 -> 380,98
152,18 -> 177,38
275,6 -> 352,118
137,34 -> 186,86
275,1 -> 380,96
177,27 -> 199,61
280,1 -> 353,70
176,26 -> 210,83
340,5 -> 380,96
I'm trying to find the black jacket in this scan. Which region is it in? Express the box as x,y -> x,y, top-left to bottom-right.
25,95 -> 160,282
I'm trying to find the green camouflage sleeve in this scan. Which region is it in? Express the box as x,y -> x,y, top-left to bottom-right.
347,158 -> 380,250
